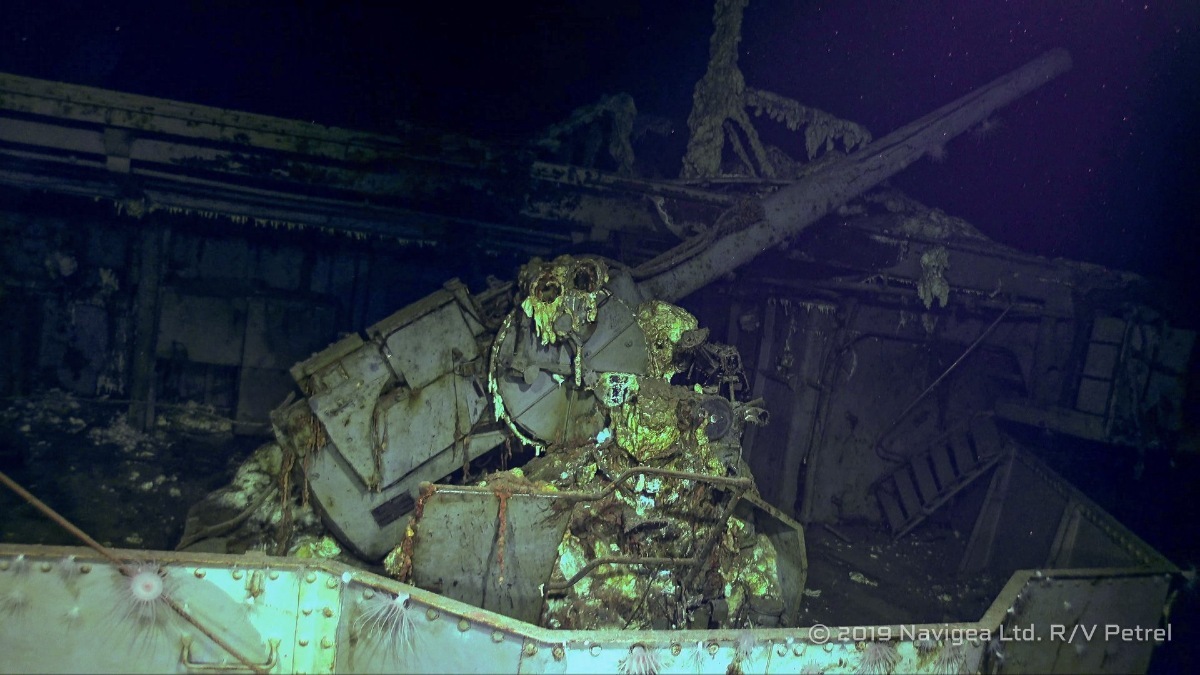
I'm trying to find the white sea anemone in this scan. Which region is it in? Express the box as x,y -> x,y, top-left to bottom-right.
734,630 -> 756,664
932,642 -> 967,674
686,641 -> 710,673
119,563 -> 172,627
107,562 -> 176,650
58,555 -> 80,585
1,588 -> 30,616
354,591 -> 417,660
926,143 -> 948,163
618,643 -> 660,675
856,639 -> 899,675
62,604 -> 83,629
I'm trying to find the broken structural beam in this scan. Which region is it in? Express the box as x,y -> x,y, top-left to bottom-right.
640,48 -> 1073,303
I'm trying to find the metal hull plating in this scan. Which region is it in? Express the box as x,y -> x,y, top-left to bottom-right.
0,449 -> 1176,674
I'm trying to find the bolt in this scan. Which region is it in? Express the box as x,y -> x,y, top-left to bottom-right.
194,569 -> 206,578
268,570 -> 279,580
40,562 -> 52,573
322,607 -> 334,618
305,572 -> 316,584
492,631 -> 505,644
298,638 -> 309,647
457,618 -> 470,632
523,642 -> 538,657
326,577 -> 339,589
232,569 -> 243,580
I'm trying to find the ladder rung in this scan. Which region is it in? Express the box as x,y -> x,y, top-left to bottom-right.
931,444 -> 958,485
878,488 -> 907,532
911,455 -> 940,502
949,432 -> 976,474
894,468 -> 923,515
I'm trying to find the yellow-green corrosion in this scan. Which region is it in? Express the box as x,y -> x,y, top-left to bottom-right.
290,535 -> 342,560
517,255 -> 609,346
719,523 -> 783,622
636,300 -> 701,380
611,378 -> 709,463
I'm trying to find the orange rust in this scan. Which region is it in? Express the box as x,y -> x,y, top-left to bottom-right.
494,487 -> 511,584
394,484 -> 436,582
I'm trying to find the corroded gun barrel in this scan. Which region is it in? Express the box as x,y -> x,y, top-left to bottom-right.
639,48 -> 1073,303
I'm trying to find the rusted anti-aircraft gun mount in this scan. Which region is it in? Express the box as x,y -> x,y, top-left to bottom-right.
267,46 -> 1077,635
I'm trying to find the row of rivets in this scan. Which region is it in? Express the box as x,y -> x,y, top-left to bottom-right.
1,558 -> 90,574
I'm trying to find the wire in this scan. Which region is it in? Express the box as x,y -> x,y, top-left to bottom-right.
874,303 -> 1013,462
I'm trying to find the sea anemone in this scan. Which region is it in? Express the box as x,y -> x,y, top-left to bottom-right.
93,562 -> 177,651
6,554 -> 29,575
353,590 -> 417,659
618,643 -> 660,675
932,643 -> 967,674
58,555 -> 80,585
686,641 -> 711,673
1,588 -> 30,616
970,116 -> 1006,144
62,604 -> 83,629
926,143 -> 948,163
117,562 -> 173,629
734,630 -> 757,664
856,640 -> 899,675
